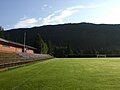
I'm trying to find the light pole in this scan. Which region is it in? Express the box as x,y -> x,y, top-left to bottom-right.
24,32 -> 26,52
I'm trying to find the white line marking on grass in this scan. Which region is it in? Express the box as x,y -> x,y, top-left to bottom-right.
11,77 -> 33,90
11,63 -> 52,90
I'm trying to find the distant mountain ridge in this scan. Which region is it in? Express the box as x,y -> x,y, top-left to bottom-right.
5,23 -> 120,54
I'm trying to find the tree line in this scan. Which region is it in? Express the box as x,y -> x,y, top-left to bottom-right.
34,33 -> 120,57
4,23 -> 120,57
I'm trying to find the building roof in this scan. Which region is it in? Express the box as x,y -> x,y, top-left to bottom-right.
0,38 -> 36,50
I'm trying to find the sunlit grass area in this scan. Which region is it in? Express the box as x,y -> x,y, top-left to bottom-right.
0,58 -> 120,90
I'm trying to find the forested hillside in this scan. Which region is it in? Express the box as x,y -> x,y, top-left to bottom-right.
5,23 -> 120,57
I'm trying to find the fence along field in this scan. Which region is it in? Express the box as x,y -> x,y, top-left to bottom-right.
0,58 -> 120,90
0,52 -> 53,69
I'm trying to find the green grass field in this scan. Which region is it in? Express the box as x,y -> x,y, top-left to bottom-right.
0,58 -> 120,90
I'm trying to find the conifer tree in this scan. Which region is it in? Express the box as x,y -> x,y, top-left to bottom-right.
48,40 -> 53,55
0,26 -> 4,38
35,33 -> 48,54
65,44 -> 73,56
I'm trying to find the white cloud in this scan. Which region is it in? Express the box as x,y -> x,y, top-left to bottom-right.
20,16 -> 28,20
14,17 -> 38,28
43,4 -> 48,7
42,6 -> 83,25
14,4 -> 103,29
41,4 -> 49,10
42,4 -> 103,25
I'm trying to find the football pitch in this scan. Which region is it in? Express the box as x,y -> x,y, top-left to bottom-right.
0,58 -> 120,90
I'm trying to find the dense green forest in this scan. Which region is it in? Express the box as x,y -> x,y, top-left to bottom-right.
4,23 -> 120,57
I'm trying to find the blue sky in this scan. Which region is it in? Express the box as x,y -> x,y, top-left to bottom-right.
1,0 -> 120,29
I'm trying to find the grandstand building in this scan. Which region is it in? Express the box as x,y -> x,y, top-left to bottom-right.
0,38 -> 36,53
